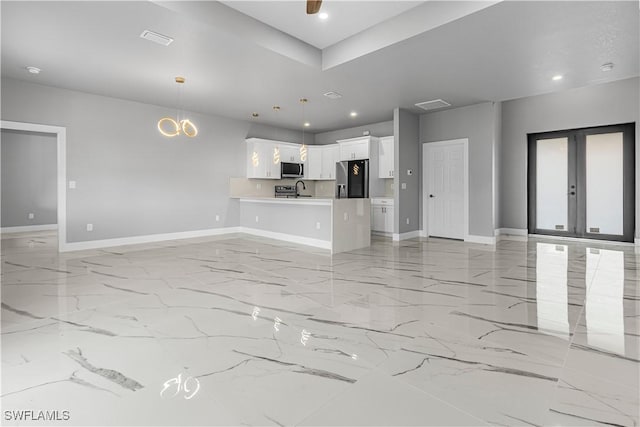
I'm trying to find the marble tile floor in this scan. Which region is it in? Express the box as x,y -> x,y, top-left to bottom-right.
1,230 -> 638,426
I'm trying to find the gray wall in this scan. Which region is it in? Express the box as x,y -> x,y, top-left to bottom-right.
500,77 -> 639,233
1,129 -> 57,227
394,108 -> 420,234
1,77 -> 303,243
493,102 -> 502,230
420,102 -> 498,238
314,120 -> 393,145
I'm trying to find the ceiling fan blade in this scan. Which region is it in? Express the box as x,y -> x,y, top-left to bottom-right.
307,0 -> 322,14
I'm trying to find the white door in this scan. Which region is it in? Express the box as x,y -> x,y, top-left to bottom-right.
426,142 -> 466,239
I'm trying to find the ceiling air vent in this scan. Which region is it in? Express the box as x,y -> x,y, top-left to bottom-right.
415,99 -> 451,111
140,30 -> 174,46
323,91 -> 343,100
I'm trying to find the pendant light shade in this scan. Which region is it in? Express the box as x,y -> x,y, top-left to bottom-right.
158,76 -> 198,138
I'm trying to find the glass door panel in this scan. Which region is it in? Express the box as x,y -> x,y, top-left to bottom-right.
535,137 -> 569,232
585,132 -> 624,236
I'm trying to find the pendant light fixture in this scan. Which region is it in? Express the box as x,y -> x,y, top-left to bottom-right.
157,76 -> 198,138
299,98 -> 308,161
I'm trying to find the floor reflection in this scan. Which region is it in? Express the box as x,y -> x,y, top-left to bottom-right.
585,247 -> 626,354
536,243 -> 570,338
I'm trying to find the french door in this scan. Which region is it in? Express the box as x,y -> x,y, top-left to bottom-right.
528,123 -> 635,242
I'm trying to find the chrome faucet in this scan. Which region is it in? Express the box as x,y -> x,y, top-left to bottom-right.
295,180 -> 306,197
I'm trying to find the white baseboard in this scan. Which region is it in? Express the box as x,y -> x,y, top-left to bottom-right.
495,228 -> 528,236
465,234 -> 497,245
238,227 -> 332,250
61,227 -> 242,252
61,226 -> 332,253
419,229 -> 428,238
1,224 -> 58,234
392,230 -> 421,241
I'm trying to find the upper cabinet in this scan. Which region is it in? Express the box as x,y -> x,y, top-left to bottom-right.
246,138 -> 282,179
320,144 -> 339,180
378,136 -> 395,179
306,144 -> 338,180
246,138 -> 339,181
279,144 -> 301,163
306,145 -> 323,180
338,136 -> 372,161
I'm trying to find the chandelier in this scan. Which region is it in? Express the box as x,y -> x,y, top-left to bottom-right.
157,76 -> 198,138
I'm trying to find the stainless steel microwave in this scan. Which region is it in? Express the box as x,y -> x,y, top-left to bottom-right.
281,162 -> 304,178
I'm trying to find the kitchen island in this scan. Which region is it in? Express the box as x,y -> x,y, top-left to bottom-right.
237,197 -> 370,254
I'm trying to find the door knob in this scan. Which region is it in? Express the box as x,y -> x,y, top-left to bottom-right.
429,194 -> 435,198
569,191 -> 576,196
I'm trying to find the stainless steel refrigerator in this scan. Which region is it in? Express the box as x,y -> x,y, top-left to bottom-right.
336,159 -> 369,198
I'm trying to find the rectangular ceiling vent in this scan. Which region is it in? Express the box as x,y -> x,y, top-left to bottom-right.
415,99 -> 451,111
323,91 -> 343,100
140,30 -> 174,46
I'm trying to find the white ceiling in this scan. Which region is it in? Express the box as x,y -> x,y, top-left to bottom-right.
1,1 -> 638,133
220,0 -> 425,49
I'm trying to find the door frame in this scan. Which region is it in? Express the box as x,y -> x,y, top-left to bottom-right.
527,123 -> 635,243
422,138 -> 469,241
1,120 -> 67,252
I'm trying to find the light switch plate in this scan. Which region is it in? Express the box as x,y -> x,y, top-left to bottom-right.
215,215 -> 220,222
28,213 -> 35,220
401,183 -> 407,190
69,180 -> 76,189
343,212 -> 349,221
255,216 -> 259,223
86,223 -> 93,232
316,222 -> 321,230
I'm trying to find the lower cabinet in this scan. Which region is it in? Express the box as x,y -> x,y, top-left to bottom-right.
371,199 -> 394,233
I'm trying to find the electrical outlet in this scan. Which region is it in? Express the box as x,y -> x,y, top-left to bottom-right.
28,213 -> 35,220
215,215 -> 220,222
255,216 -> 259,223
406,218 -> 410,225
316,222 -> 321,230
69,180 -> 76,189
401,182 -> 407,190
257,183 -> 262,190
86,223 -> 93,232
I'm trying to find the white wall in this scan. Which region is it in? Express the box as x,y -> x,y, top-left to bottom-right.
1,129 -> 57,227
1,78 -> 303,243
420,102 -> 499,238
500,77 -> 639,234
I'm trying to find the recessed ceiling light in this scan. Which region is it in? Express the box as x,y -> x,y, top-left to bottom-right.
318,12 -> 329,20
304,122 -> 310,127
600,62 -> 614,72
26,66 -> 41,74
140,30 -> 174,46
350,111 -> 358,117
552,74 -> 563,81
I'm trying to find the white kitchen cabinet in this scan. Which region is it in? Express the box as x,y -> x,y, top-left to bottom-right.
320,144 -> 339,180
279,143 -> 301,163
246,138 -> 281,179
378,136 -> 395,179
306,145 -> 323,180
338,136 -> 371,161
371,198 -> 394,233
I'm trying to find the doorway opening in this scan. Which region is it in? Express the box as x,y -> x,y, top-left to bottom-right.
0,121 -> 67,252
527,123 -> 635,242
